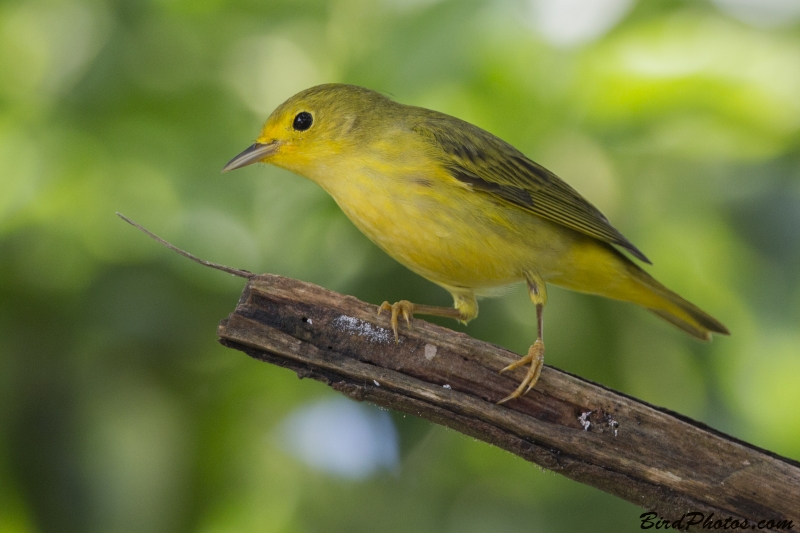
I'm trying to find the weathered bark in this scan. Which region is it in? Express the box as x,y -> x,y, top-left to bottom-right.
217,274 -> 799,529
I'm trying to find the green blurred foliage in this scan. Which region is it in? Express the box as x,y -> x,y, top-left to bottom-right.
1,0 -> 799,531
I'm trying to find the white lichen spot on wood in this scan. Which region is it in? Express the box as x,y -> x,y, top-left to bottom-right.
331,315 -> 394,344
424,344 -> 437,360
443,384 -> 451,389
579,411 -> 593,431
604,414 -> 619,437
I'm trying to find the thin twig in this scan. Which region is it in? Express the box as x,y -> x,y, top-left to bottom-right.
116,212 -> 253,279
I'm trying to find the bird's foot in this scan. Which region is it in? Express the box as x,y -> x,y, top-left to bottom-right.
377,300 -> 415,342
497,339 -> 544,404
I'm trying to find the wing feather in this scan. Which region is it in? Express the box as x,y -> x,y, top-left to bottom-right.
412,114 -> 651,264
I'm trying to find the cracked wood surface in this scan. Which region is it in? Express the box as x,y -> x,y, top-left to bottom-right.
218,273 -> 800,527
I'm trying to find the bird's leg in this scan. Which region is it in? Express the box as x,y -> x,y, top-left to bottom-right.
498,273 -> 547,404
378,292 -> 477,342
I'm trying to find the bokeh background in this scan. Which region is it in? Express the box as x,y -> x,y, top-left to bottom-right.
2,0 -> 800,531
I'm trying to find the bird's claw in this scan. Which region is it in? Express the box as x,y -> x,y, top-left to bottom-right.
497,339 -> 544,404
378,300 -> 415,342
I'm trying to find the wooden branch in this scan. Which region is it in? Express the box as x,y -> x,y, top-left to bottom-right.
117,213 -> 799,528
218,275 -> 800,528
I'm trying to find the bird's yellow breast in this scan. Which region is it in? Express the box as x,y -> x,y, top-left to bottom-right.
303,146 -> 579,293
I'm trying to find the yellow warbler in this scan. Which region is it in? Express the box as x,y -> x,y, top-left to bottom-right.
223,83 -> 728,403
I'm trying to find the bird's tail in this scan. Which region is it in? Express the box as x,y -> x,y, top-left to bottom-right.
552,242 -> 729,340
634,269 -> 729,340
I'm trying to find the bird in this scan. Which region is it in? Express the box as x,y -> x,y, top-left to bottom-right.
222,83 -> 729,404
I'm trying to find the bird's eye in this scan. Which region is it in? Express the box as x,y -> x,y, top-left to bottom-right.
292,111 -> 313,131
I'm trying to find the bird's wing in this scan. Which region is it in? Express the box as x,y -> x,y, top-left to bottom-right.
412,116 -> 651,263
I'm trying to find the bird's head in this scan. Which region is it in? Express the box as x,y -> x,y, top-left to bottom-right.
222,83 -> 394,178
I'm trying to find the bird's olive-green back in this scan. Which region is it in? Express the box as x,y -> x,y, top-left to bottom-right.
404,101 -> 649,263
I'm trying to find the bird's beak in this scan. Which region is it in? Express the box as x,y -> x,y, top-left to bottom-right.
221,142 -> 279,172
